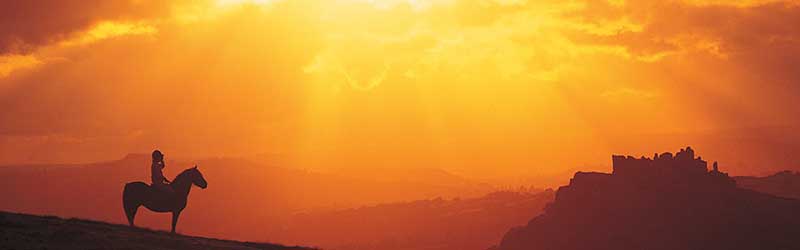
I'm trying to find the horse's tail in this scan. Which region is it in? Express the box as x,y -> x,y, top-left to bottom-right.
122,182 -> 144,226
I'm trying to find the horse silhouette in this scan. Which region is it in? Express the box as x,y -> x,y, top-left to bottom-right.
122,166 -> 207,233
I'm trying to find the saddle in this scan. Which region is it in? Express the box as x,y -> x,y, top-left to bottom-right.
149,183 -> 175,200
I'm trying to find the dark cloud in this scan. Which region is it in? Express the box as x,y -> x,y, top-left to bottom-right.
0,0 -> 183,54
559,1 -> 800,121
565,1 -> 800,58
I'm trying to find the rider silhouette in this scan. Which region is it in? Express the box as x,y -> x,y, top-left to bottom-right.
151,150 -> 174,195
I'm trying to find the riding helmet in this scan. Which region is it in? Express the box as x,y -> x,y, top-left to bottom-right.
152,150 -> 164,160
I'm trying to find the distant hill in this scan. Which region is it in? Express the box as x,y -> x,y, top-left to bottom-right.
0,154 -> 494,241
0,211 -> 313,250
735,170 -> 800,199
496,147 -> 800,250
272,189 -> 554,250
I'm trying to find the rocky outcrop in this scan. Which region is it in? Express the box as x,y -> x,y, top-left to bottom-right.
496,147 -> 800,250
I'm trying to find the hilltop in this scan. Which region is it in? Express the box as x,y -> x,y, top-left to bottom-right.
274,189 -> 554,250
496,147 -> 800,250
735,170 -> 800,199
0,211 -> 314,250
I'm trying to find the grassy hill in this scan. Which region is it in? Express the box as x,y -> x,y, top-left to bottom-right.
0,211 -> 315,250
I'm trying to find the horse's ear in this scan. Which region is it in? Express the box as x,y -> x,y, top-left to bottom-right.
193,165 -> 198,169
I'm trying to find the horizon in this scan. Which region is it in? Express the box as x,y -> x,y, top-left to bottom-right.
0,147 -> 789,185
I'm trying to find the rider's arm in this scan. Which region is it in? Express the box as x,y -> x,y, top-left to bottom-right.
159,160 -> 169,183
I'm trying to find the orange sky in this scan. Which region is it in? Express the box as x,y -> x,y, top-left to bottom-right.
2,0 -> 800,180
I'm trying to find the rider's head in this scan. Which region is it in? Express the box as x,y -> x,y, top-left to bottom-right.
152,150 -> 164,163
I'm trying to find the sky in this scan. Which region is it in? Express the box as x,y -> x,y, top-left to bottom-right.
1,0 -> 800,180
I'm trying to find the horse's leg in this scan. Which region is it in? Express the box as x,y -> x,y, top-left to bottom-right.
125,205 -> 139,226
171,211 -> 181,234
123,198 -> 139,226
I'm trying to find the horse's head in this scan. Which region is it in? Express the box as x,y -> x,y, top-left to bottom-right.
187,166 -> 208,189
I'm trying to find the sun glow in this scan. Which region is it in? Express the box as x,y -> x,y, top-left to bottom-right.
216,0 -> 274,7
0,0 -> 797,180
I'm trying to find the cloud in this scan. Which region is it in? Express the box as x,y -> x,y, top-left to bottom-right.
58,21 -> 158,47
0,0 -> 188,55
0,21 -> 157,78
0,55 -> 41,78
600,87 -> 658,101
563,1 -> 800,60
0,1 -> 322,162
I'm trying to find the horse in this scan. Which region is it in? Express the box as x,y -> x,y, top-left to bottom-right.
122,166 -> 207,233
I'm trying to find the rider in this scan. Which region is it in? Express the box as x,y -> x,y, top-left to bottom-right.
151,150 -> 174,195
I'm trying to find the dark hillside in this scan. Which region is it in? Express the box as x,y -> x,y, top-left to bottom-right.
0,211 -> 314,250
496,147 -> 800,250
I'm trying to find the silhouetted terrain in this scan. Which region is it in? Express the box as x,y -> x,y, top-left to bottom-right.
0,211 -> 313,250
273,189 -> 554,250
735,170 -> 800,199
496,147 -> 800,250
0,154 -> 492,240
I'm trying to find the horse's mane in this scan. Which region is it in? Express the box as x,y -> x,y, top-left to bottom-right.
174,167 -> 196,181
